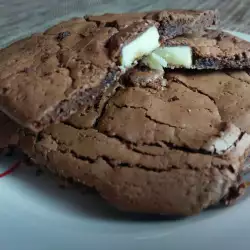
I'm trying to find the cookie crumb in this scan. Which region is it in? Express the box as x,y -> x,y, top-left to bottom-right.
57,31 -> 71,41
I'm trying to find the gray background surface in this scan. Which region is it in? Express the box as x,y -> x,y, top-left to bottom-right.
1,0 -> 250,47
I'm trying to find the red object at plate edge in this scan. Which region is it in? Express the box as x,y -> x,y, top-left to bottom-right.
0,161 -> 21,178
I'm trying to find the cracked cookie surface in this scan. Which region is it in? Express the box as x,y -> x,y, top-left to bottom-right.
0,19 -> 118,132
0,10 -> 218,132
16,70 -> 250,215
165,30 -> 250,69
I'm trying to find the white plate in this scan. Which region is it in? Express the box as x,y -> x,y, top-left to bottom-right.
1,31 -> 250,250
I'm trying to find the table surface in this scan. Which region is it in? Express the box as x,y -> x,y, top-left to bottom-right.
0,0 -> 250,46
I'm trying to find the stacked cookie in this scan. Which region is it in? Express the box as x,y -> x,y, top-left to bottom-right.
1,9 -> 250,216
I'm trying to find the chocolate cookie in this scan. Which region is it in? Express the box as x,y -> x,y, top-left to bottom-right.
164,30 -> 250,69
0,10 -> 218,132
17,70 -> 250,215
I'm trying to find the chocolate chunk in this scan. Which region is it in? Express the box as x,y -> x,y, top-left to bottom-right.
221,177 -> 246,206
56,31 -> 71,41
168,96 -> 179,102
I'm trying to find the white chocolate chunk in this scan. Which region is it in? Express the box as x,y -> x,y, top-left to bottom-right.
229,133 -> 250,158
120,26 -> 160,68
154,46 -> 193,68
142,52 -> 168,71
202,124 -> 241,155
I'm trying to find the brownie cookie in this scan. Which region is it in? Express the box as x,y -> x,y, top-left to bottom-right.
18,70 -> 250,215
164,30 -> 250,69
0,10 -> 219,132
